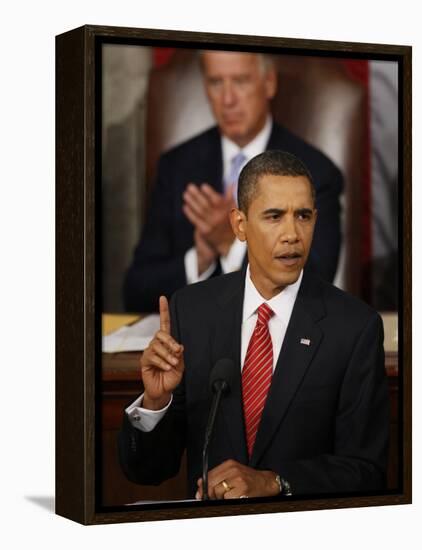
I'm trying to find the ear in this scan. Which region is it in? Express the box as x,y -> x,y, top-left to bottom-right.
230,208 -> 247,242
312,208 -> 318,229
309,208 -> 318,241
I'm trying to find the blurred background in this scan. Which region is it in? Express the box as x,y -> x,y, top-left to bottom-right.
101,45 -> 398,315
100,42 -> 400,508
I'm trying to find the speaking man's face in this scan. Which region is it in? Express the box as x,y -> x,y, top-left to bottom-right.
201,52 -> 277,148
231,174 -> 317,299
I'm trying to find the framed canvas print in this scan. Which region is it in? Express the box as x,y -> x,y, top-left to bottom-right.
56,24 -> 411,525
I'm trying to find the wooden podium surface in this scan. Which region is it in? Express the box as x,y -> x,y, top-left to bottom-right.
101,314 -> 400,507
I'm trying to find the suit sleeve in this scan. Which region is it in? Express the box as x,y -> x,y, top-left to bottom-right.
117,293 -> 187,486
123,155 -> 188,313
272,312 -> 390,495
123,154 -> 222,312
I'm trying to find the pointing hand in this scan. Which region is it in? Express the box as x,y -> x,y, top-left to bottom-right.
140,296 -> 184,410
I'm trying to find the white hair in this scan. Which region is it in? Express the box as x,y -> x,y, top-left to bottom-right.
198,51 -> 275,75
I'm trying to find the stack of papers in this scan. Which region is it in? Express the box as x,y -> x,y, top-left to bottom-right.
102,314 -> 160,353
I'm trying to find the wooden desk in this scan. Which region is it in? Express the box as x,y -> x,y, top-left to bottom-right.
101,315 -> 400,507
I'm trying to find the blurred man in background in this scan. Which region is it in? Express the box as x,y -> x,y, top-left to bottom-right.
124,51 -> 343,312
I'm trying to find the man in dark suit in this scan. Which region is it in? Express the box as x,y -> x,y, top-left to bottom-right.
119,150 -> 389,499
124,51 -> 343,313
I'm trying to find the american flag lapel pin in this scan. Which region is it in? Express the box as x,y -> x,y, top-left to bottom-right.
300,338 -> 311,346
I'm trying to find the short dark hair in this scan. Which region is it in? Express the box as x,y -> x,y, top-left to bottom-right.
237,150 -> 316,213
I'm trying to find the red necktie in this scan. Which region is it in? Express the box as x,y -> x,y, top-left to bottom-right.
242,303 -> 274,458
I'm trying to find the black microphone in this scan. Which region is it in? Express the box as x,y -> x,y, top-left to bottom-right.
202,358 -> 236,500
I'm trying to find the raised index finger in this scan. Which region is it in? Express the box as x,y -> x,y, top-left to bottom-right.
159,295 -> 171,334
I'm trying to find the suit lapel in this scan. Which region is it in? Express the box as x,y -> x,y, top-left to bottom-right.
208,121 -> 285,194
250,273 -> 326,466
210,271 -> 248,464
266,122 -> 285,151
204,127 -> 224,193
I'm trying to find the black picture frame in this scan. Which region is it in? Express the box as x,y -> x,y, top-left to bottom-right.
56,24 -> 411,525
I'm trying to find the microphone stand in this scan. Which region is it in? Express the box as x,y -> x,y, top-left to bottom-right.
202,380 -> 227,500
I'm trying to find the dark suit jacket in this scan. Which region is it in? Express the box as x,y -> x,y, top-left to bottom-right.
123,123 -> 343,312
118,270 -> 389,497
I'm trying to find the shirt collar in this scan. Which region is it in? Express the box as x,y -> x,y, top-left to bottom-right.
242,264 -> 303,324
221,115 -> 273,172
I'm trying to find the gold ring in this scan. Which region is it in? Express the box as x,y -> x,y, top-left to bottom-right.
221,480 -> 231,492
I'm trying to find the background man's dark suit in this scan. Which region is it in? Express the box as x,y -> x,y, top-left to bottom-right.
119,269 -> 389,497
124,123 -> 343,313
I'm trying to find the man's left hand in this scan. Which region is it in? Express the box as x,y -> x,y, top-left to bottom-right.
195,459 -> 281,499
183,183 -> 236,257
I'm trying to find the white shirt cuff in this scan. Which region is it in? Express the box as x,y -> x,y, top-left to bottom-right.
220,239 -> 247,273
125,393 -> 173,432
184,247 -> 217,284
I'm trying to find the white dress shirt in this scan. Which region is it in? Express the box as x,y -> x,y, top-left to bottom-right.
240,266 -> 303,371
184,116 -> 273,283
126,266 -> 303,432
